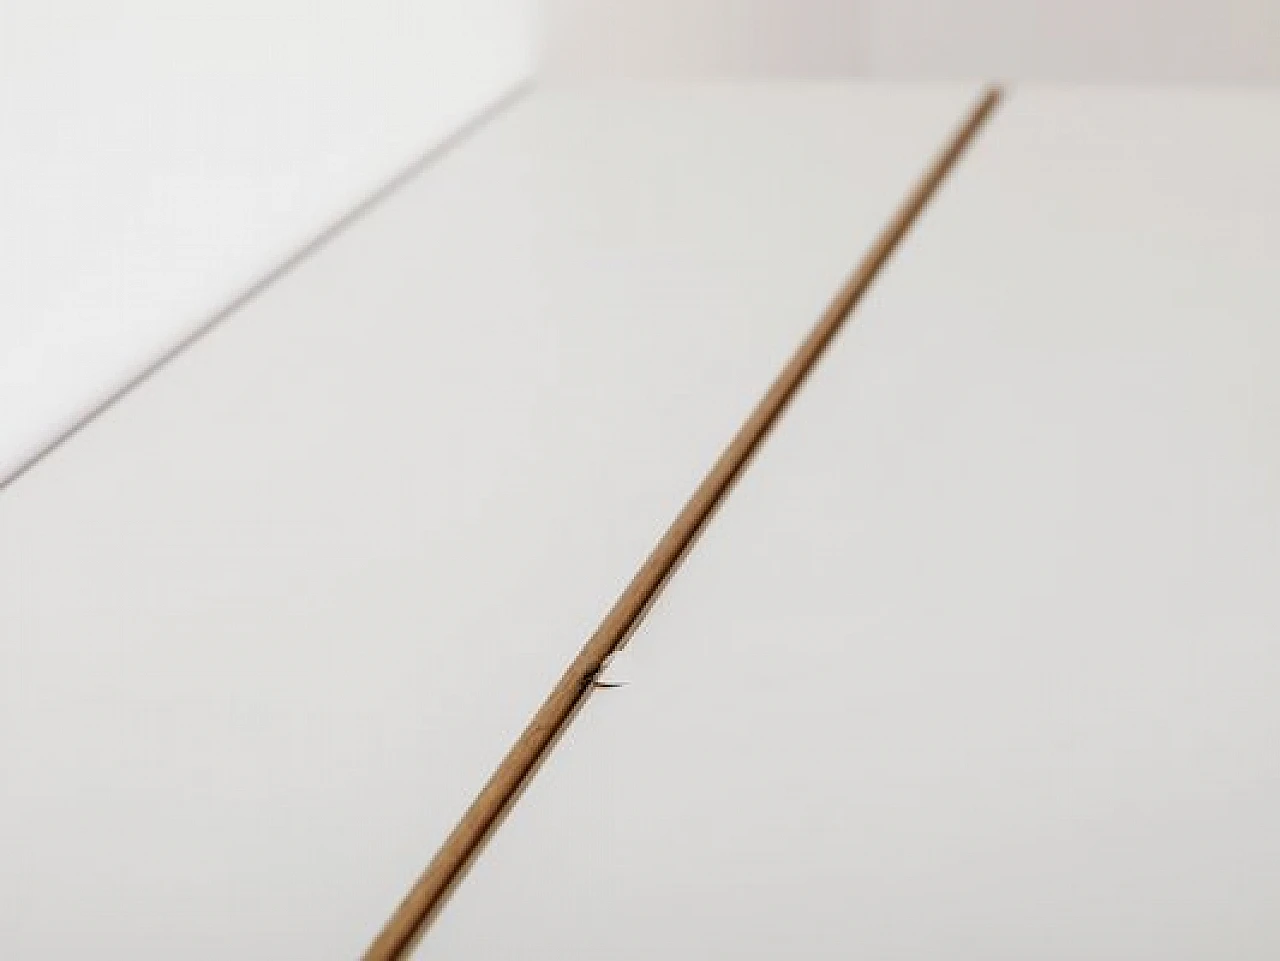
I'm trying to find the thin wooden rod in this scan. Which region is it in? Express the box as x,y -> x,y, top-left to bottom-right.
364,83 -> 1003,961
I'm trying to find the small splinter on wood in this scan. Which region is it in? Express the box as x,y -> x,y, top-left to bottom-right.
589,652 -> 628,689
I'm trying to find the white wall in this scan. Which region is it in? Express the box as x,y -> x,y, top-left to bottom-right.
541,0 -> 1280,82
0,0 -> 533,486
541,0 -> 862,79
863,0 -> 1280,83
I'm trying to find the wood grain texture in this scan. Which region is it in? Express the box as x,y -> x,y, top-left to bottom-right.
363,83 -> 1004,961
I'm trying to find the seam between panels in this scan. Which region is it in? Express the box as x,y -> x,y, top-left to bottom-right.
0,82 -> 534,494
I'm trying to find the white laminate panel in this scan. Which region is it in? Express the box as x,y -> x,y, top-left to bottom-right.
0,85 -> 976,958
422,88 -> 1280,959
0,0 -> 532,486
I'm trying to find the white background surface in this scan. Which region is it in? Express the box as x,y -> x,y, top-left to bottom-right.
423,88 -> 1280,958
861,0 -> 1280,82
542,0 -> 1280,82
0,0 -> 532,486
0,84 -> 976,959
542,1 -> 865,78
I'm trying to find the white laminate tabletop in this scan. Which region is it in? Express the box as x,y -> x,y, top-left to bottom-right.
421,88 -> 1280,959
0,2 -> 529,488
0,84 -> 978,958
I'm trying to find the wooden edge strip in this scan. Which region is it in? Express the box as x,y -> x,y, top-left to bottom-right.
363,83 -> 1004,961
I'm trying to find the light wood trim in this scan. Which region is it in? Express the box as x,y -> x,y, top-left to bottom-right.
364,84 -> 1004,961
